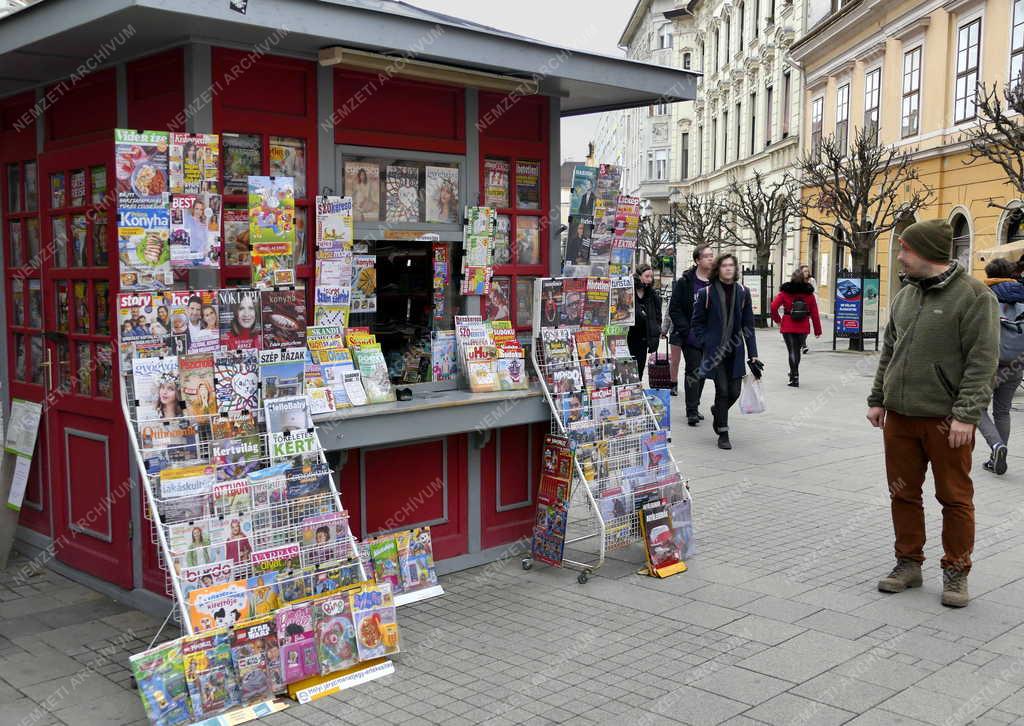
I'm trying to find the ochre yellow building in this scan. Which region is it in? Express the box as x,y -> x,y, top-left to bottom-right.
790,0 -> 1024,320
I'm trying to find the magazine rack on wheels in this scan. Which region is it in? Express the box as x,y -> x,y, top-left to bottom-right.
119,371 -> 367,639
522,300 -> 691,583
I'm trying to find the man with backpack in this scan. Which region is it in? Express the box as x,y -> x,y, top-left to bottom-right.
770,270 -> 822,387
867,220 -> 999,608
979,257 -> 1024,475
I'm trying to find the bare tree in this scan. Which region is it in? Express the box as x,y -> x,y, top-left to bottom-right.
792,126 -> 934,271
721,171 -> 798,270
964,78 -> 1024,198
635,214 -> 675,263
669,191 -> 729,253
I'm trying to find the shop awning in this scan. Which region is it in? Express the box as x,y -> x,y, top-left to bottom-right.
0,0 -> 699,115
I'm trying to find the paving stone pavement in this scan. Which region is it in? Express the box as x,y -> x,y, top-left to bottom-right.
2,333 -> 1024,725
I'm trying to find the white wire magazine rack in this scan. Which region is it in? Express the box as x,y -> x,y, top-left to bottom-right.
524,278 -> 692,583
119,367 -> 368,636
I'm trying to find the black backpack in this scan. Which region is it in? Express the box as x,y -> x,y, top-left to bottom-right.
789,299 -> 809,321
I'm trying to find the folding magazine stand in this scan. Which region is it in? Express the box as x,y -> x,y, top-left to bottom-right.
523,284 -> 691,583
119,369 -> 368,637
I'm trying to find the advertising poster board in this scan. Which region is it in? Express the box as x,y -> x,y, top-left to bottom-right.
834,277 -> 863,337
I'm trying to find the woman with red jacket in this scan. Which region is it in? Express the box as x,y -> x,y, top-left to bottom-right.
770,269 -> 822,387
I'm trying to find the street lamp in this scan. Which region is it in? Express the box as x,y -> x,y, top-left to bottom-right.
668,189 -> 682,283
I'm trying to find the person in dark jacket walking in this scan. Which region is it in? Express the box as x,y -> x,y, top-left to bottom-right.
868,219 -> 999,608
628,264 -> 662,377
770,270 -> 823,387
691,253 -> 760,450
979,258 -> 1024,475
669,244 -> 715,424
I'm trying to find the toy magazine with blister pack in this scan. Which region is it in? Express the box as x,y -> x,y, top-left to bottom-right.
350,582 -> 400,660
230,615 -> 279,703
181,628 -> 240,719
276,601 -> 318,683
129,638 -> 192,725
313,592 -> 360,674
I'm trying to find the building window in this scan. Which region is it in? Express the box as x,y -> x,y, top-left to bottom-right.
736,101 -> 742,160
902,46 -> 922,138
750,92 -> 757,156
723,110 -> 729,165
810,97 -> 823,155
712,118 -> 718,170
681,133 -> 690,180
739,1 -> 746,47
714,28 -> 720,73
954,18 -> 981,124
769,0 -> 776,22
765,85 -> 774,146
836,83 -> 850,155
754,0 -> 761,37
1013,0 -> 1024,82
782,71 -> 792,138
655,149 -> 668,180
655,102 -> 669,115
683,52 -> 692,70
659,26 -> 673,50
725,17 -> 731,61
697,126 -> 703,175
951,213 -> 971,269
1005,207 -> 1024,243
647,151 -> 654,180
864,67 -> 881,144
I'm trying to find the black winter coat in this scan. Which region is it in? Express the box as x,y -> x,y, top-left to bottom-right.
628,285 -> 663,354
668,267 -> 699,346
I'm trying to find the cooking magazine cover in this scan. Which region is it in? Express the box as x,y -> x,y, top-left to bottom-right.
276,601 -> 318,684
218,288 -> 262,350
425,165 -> 459,223
229,615 -> 278,704
261,288 -> 307,348
224,207 -> 251,266
115,129 -> 169,209
214,349 -> 260,417
129,639 -> 192,726
385,164 -> 420,223
179,353 -> 217,420
313,593 -> 359,674
169,132 -> 219,194
118,207 -> 172,290
182,628 -> 240,719
169,192 -> 222,269
350,582 -> 400,660
344,161 -> 380,222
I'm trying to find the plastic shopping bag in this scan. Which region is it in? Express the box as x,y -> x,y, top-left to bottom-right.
738,375 -> 766,415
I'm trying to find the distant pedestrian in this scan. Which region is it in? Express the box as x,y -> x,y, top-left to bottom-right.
798,264 -> 817,353
691,253 -> 760,450
669,244 -> 715,425
979,257 -> 1024,475
867,220 -> 999,608
770,269 -> 822,387
627,264 -> 662,377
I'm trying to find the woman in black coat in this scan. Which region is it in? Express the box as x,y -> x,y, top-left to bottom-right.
691,253 -> 760,450
627,264 -> 663,376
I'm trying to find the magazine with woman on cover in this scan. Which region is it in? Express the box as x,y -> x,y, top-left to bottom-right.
218,288 -> 262,350
169,193 -> 222,269
344,162 -> 380,222
425,165 -> 459,223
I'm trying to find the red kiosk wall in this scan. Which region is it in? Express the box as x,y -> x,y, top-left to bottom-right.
479,424 -> 545,550
1,92 -> 49,536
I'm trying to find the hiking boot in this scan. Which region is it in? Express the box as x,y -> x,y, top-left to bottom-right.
992,443 -> 1008,475
877,558 -> 923,593
942,569 -> 969,608
717,431 -> 732,450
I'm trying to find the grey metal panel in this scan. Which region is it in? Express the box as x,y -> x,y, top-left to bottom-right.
466,427 -> 480,553
0,1 -> 697,113
464,87 -> 480,317
316,62 -> 336,195
184,42 -> 213,134
315,391 -> 549,451
548,95 -> 561,276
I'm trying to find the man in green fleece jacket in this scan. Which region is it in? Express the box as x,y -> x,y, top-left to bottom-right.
866,219 -> 999,608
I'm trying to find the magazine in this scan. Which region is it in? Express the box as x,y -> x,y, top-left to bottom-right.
279,567 -> 314,604
560,278 -> 586,327
211,478 -> 253,514
609,239 -> 635,277
583,278 -> 611,327
313,593 -> 359,675
286,463 -> 331,501
350,582 -> 400,659
301,512 -> 348,566
425,165 -> 459,223
368,536 -> 401,591
396,527 -> 438,592
355,344 -> 396,403
169,193 -> 221,269
259,347 -> 307,400
640,498 -> 685,576
269,136 -> 307,198
344,162 -> 380,222
211,431 -> 262,484
539,278 -> 563,329
484,158 -> 510,208
222,133 -> 262,196
182,628 -> 240,719
143,419 -> 203,483
385,164 -> 420,223
180,559 -> 234,598
213,349 -> 259,418
249,176 -> 296,287
159,463 -> 214,501
129,639 -> 192,726
276,601 -> 318,683
616,383 -> 645,418
230,615 -> 278,704
246,572 -> 282,622
118,207 -> 172,290
251,542 -> 301,575
265,395 -> 316,465
117,291 -> 173,362
224,207 -> 251,266
133,356 -> 181,430
573,329 -> 605,363
261,288 -> 307,348
564,214 -> 593,266
350,254 -> 377,313
215,288 -> 261,350
431,330 -> 458,382
179,353 -> 217,420
668,496 -> 694,560
569,165 -> 598,216
115,129 -> 169,209
171,516 -> 227,573
610,276 -> 635,326
186,580 -> 249,634
342,371 -> 368,406
315,195 -> 354,253
169,132 -> 219,194
590,387 -> 617,421
613,358 -> 640,385
515,160 -> 540,209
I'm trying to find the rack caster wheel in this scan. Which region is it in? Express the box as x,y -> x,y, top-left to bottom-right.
130,676 -> 137,690
577,570 -> 590,584
521,558 -> 532,570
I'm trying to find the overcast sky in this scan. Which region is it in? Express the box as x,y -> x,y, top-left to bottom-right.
409,0 -> 635,162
